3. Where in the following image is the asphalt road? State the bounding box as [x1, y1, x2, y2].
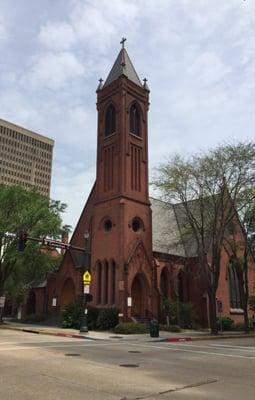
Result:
[0, 329, 254, 400]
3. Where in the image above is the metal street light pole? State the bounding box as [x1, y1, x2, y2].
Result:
[80, 231, 90, 333]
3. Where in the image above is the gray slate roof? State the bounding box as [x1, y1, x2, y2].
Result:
[104, 48, 143, 88]
[150, 197, 199, 258]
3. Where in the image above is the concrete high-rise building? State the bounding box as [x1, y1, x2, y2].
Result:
[0, 118, 54, 196]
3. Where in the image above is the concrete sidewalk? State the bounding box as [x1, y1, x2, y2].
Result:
[1, 321, 255, 342]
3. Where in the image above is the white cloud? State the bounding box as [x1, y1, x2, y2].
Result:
[51, 164, 96, 230]
[0, 17, 7, 42]
[27, 51, 85, 90]
[39, 22, 76, 50]
[1, 0, 255, 229]
[188, 52, 231, 86]
[70, 0, 139, 52]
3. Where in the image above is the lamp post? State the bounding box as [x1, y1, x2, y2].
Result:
[80, 231, 90, 333]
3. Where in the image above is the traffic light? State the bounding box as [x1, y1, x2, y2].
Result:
[18, 232, 28, 252]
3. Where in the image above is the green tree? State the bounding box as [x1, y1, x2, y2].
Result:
[153, 142, 255, 334]
[223, 190, 255, 333]
[0, 185, 68, 318]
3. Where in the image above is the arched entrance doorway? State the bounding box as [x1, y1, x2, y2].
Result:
[131, 273, 148, 317]
[60, 279, 75, 308]
[26, 291, 36, 315]
[160, 267, 169, 298]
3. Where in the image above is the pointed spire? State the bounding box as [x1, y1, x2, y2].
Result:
[103, 39, 143, 88]
[143, 78, 150, 91]
[96, 78, 104, 92]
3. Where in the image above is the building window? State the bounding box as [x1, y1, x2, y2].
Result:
[228, 260, 242, 309]
[130, 103, 140, 136]
[132, 217, 143, 232]
[111, 260, 116, 305]
[96, 262, 102, 304]
[105, 105, 116, 137]
[104, 260, 109, 305]
[104, 219, 112, 232]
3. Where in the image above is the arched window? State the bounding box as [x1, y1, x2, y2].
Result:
[105, 105, 116, 136]
[104, 260, 109, 305]
[129, 103, 140, 136]
[111, 260, 116, 305]
[228, 260, 242, 309]
[97, 261, 102, 304]
[177, 272, 184, 303]
[160, 267, 169, 298]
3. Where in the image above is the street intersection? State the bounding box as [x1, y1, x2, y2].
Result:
[0, 329, 254, 400]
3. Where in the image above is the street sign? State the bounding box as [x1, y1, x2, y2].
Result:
[0, 296, 5, 308]
[83, 271, 91, 284]
[84, 284, 90, 294]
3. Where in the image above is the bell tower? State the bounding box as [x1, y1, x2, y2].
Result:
[95, 38, 150, 204]
[90, 39, 154, 319]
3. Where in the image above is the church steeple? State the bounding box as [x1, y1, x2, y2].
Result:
[103, 39, 143, 88]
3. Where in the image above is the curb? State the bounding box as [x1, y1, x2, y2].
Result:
[165, 336, 192, 342]
[0, 324, 98, 340]
[1, 324, 255, 342]
[163, 333, 255, 342]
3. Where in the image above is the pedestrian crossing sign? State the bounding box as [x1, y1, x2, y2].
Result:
[83, 271, 91, 284]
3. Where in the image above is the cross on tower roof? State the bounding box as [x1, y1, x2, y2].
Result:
[120, 37, 127, 48]
[103, 39, 143, 88]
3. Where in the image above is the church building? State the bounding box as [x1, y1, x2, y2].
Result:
[29, 42, 255, 327]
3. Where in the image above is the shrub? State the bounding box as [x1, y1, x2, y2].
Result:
[160, 324, 181, 332]
[96, 307, 119, 330]
[162, 298, 197, 328]
[61, 302, 83, 329]
[249, 295, 255, 312]
[231, 323, 245, 331]
[113, 322, 148, 334]
[61, 304, 119, 330]
[87, 306, 100, 330]
[217, 316, 234, 331]
[22, 313, 46, 324]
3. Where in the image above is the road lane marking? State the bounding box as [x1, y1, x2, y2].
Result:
[0, 341, 123, 352]
[166, 342, 255, 352]
[125, 343, 255, 360]
[1, 339, 255, 360]
[210, 344, 255, 351]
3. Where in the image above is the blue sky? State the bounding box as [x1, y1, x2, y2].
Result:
[0, 0, 254, 230]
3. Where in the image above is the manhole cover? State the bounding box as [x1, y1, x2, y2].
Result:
[65, 353, 80, 357]
[119, 364, 139, 368]
[128, 351, 141, 354]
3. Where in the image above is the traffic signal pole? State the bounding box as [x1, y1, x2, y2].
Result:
[0, 231, 88, 253]
[0, 231, 92, 331]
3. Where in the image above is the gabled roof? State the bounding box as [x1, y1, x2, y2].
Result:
[104, 48, 143, 88]
[150, 197, 215, 258]
[150, 197, 187, 258]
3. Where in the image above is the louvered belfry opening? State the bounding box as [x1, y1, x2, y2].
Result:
[105, 104, 116, 137]
[130, 103, 140, 136]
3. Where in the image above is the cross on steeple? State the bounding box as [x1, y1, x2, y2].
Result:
[143, 78, 149, 91]
[96, 77, 104, 92]
[120, 37, 127, 48]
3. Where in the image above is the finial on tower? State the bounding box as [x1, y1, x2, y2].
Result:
[120, 37, 127, 49]
[96, 78, 104, 92]
[143, 78, 150, 91]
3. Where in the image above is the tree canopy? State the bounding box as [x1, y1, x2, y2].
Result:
[153, 141, 255, 334]
[0, 185, 69, 302]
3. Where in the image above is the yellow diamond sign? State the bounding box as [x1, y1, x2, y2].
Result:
[83, 271, 91, 284]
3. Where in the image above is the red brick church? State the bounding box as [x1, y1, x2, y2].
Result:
[29, 42, 255, 327]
